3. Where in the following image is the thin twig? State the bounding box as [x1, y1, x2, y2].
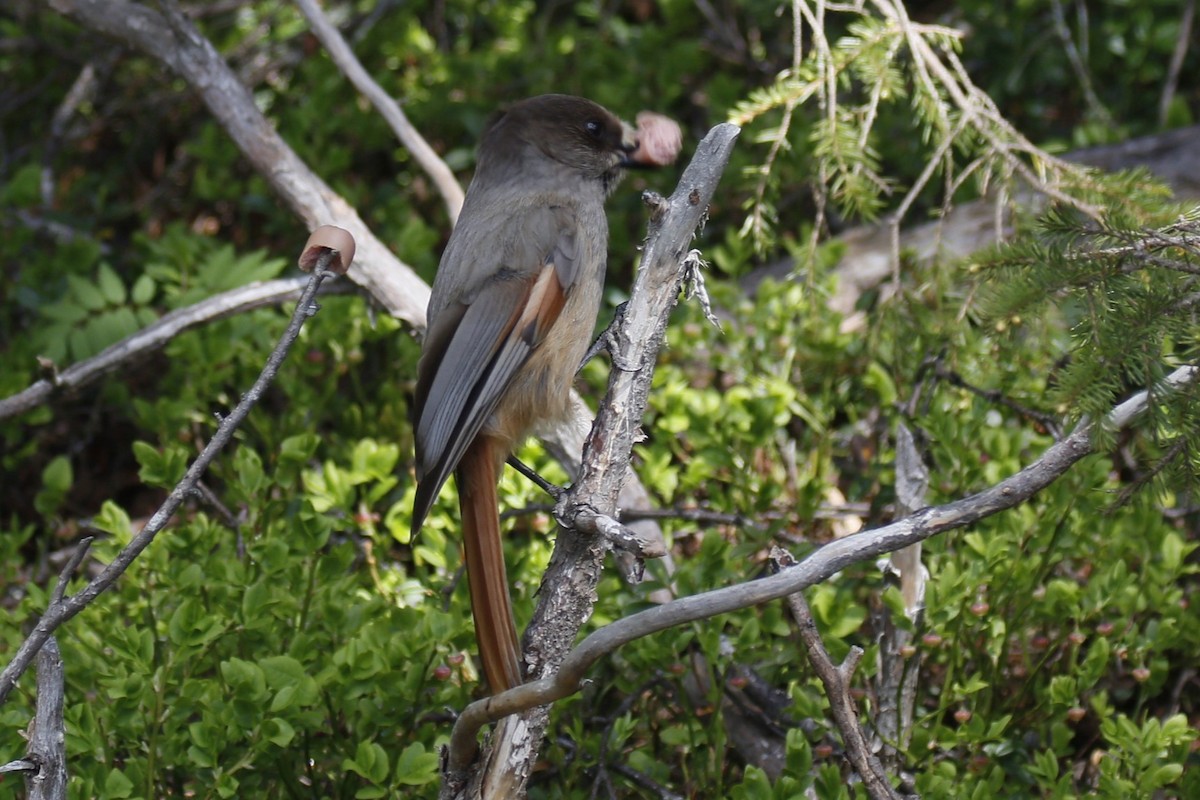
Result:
[193, 480, 241, 531]
[1049, 0, 1112, 126]
[607, 762, 686, 800]
[292, 0, 464, 222]
[442, 122, 742, 796]
[505, 456, 562, 500]
[1158, 0, 1196, 128]
[776, 553, 905, 800]
[933, 364, 1063, 438]
[25, 638, 68, 800]
[0, 263, 338, 707]
[42, 55, 114, 208]
[445, 364, 1198, 766]
[47, 538, 93, 608]
[0, 276, 355, 422]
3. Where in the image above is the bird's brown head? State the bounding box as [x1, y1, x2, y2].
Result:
[476, 94, 672, 193]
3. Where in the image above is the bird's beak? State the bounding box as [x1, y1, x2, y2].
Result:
[618, 120, 651, 169]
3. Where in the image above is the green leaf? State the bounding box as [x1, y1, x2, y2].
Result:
[1160, 531, 1188, 573]
[34, 455, 73, 518]
[394, 742, 439, 786]
[261, 655, 318, 707]
[168, 597, 223, 647]
[732, 766, 771, 799]
[659, 724, 691, 747]
[97, 263, 127, 305]
[41, 301, 89, 325]
[864, 360, 898, 406]
[784, 727, 813, 780]
[0, 162, 41, 205]
[351, 438, 401, 479]
[133, 440, 189, 488]
[270, 684, 297, 712]
[69, 326, 94, 360]
[93, 500, 132, 543]
[215, 770, 240, 798]
[220, 657, 267, 700]
[343, 740, 390, 784]
[131, 274, 156, 305]
[68, 273, 106, 311]
[280, 433, 321, 462]
[1048, 675, 1077, 707]
[264, 717, 296, 747]
[104, 768, 134, 798]
[234, 446, 266, 496]
[1150, 763, 1183, 787]
[241, 579, 277, 628]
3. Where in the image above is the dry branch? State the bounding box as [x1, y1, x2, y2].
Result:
[24, 639, 68, 800]
[444, 363, 1197, 793]
[777, 557, 907, 800]
[48, 0, 430, 325]
[440, 122, 742, 798]
[292, 0, 465, 222]
[0, 263, 340, 707]
[0, 276, 354, 422]
[873, 422, 928, 775]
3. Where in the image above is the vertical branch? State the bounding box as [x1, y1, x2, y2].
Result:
[0, 540, 88, 796]
[872, 423, 929, 769]
[441, 123, 741, 799]
[0, 254, 343, 707]
[25, 639, 68, 800]
[292, 0, 465, 222]
[1158, 0, 1196, 127]
[774, 549, 908, 800]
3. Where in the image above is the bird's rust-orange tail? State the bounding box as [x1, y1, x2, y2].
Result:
[456, 435, 523, 692]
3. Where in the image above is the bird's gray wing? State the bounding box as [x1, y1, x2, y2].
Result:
[411, 203, 580, 532]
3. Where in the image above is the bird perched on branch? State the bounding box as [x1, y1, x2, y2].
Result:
[410, 94, 681, 692]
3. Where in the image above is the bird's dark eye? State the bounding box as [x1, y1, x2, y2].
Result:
[584, 119, 604, 138]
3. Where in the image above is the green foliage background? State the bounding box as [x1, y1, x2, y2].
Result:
[2, 1, 1199, 798]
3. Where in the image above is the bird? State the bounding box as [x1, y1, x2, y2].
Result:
[410, 94, 679, 692]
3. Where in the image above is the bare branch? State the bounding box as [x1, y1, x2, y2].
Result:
[1159, 0, 1196, 128]
[25, 638, 68, 800]
[776, 552, 906, 800]
[1049, 0, 1112, 127]
[0, 546, 84, 793]
[292, 0, 465, 222]
[0, 276, 354, 422]
[43, 54, 116, 208]
[0, 263, 339, 707]
[873, 423, 928, 773]
[48, 0, 430, 324]
[441, 122, 742, 794]
[446, 364, 1198, 773]
[47, 538, 93, 608]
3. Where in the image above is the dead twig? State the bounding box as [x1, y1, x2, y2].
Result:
[292, 0, 464, 222]
[0, 276, 355, 422]
[444, 364, 1198, 782]
[0, 260, 340, 707]
[774, 549, 907, 800]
